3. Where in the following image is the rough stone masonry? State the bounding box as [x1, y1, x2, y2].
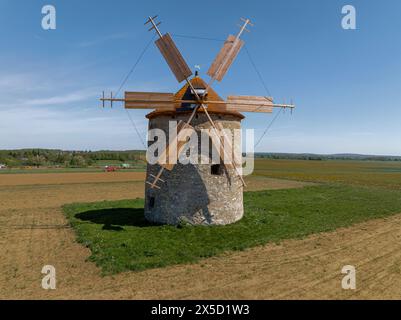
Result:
[144, 112, 244, 225]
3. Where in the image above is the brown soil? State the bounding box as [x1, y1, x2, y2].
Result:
[0, 172, 146, 186]
[1, 172, 398, 299]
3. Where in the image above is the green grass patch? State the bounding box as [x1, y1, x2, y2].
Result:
[252, 159, 401, 189]
[63, 184, 401, 274]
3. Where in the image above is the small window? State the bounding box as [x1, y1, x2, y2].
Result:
[211, 164, 223, 176]
[191, 88, 206, 97]
[149, 196, 155, 208]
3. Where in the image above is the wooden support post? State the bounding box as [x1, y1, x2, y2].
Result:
[184, 78, 246, 187]
[148, 105, 200, 189]
[147, 167, 165, 189]
[202, 106, 246, 187]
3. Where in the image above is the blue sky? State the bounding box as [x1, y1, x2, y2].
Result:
[0, 0, 400, 155]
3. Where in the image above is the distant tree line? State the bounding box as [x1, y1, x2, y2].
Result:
[255, 153, 401, 162]
[0, 149, 146, 168]
[1, 149, 400, 168]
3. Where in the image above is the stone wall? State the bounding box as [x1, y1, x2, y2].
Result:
[144, 112, 244, 225]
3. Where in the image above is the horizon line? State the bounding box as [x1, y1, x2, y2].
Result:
[1, 148, 401, 158]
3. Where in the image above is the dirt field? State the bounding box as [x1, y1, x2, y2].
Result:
[0, 172, 146, 186]
[0, 171, 400, 299]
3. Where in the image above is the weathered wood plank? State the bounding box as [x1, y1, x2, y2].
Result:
[207, 35, 236, 79]
[125, 92, 174, 101]
[207, 35, 244, 82]
[226, 104, 273, 113]
[155, 33, 193, 83]
[227, 95, 273, 102]
[213, 122, 235, 167]
[125, 102, 175, 110]
[157, 121, 194, 170]
[226, 95, 274, 112]
[124, 92, 175, 110]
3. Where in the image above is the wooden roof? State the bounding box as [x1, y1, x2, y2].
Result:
[146, 76, 244, 120]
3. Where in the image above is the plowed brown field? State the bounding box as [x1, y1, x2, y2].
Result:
[0, 172, 399, 299]
[0, 172, 146, 186]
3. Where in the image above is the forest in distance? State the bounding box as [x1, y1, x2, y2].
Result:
[0, 149, 400, 168]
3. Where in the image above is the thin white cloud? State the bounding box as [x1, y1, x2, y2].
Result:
[78, 33, 132, 48]
[26, 90, 97, 106]
[0, 73, 46, 92]
[0, 103, 148, 150]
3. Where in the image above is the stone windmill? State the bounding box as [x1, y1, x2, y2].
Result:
[101, 15, 294, 226]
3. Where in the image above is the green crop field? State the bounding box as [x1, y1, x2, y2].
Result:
[252, 159, 401, 189]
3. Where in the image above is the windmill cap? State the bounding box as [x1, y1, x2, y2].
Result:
[146, 76, 244, 120]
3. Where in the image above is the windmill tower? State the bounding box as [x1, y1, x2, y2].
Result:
[102, 16, 294, 225]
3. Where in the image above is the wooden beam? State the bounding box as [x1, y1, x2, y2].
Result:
[207, 35, 244, 82]
[226, 95, 273, 113]
[226, 105, 273, 113]
[155, 33, 193, 83]
[124, 92, 175, 110]
[227, 95, 273, 102]
[156, 120, 195, 171]
[201, 107, 246, 186]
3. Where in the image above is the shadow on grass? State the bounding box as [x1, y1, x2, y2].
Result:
[75, 208, 157, 230]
